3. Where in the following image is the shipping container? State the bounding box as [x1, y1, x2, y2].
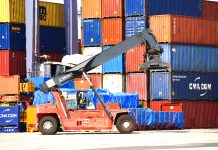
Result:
[126, 73, 147, 100]
[88, 74, 102, 88]
[0, 50, 26, 76]
[103, 74, 125, 93]
[83, 19, 102, 46]
[102, 0, 123, 18]
[125, 17, 146, 39]
[202, 0, 218, 20]
[40, 52, 64, 62]
[102, 18, 123, 46]
[74, 78, 90, 89]
[82, 0, 101, 19]
[103, 46, 125, 73]
[151, 72, 218, 100]
[0, 105, 20, 126]
[150, 15, 218, 46]
[160, 44, 218, 73]
[40, 27, 66, 53]
[150, 100, 218, 129]
[0, 126, 19, 133]
[0, 75, 20, 95]
[0, 24, 25, 50]
[125, 0, 202, 17]
[0, 0, 65, 27]
[81, 47, 102, 73]
[125, 45, 146, 73]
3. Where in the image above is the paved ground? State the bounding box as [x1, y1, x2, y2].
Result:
[0, 129, 218, 150]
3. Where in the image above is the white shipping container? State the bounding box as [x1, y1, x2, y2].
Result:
[103, 74, 125, 93]
[82, 47, 103, 74]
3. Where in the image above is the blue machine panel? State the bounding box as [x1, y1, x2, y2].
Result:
[103, 46, 125, 73]
[0, 105, 20, 126]
[83, 19, 102, 46]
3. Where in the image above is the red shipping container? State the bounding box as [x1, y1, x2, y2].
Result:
[150, 15, 218, 46]
[88, 74, 102, 88]
[125, 45, 146, 73]
[0, 50, 26, 76]
[82, 0, 101, 19]
[203, 0, 218, 20]
[40, 52, 64, 62]
[102, 18, 123, 46]
[161, 103, 183, 112]
[102, 0, 123, 18]
[126, 73, 147, 100]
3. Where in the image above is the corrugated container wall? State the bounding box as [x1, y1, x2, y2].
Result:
[82, 0, 101, 19]
[150, 100, 218, 129]
[202, 0, 218, 20]
[88, 74, 102, 88]
[125, 17, 146, 39]
[0, 0, 65, 27]
[83, 19, 102, 46]
[126, 73, 147, 100]
[102, 18, 123, 46]
[0, 24, 25, 50]
[0, 50, 26, 76]
[103, 74, 125, 93]
[102, 0, 123, 18]
[81, 47, 102, 74]
[125, 0, 202, 17]
[125, 45, 146, 73]
[40, 27, 66, 53]
[103, 46, 125, 73]
[161, 44, 218, 73]
[150, 15, 218, 46]
[151, 72, 218, 100]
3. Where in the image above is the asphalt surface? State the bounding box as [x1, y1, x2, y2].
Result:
[0, 129, 218, 150]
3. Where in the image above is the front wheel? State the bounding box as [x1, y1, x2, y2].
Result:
[116, 114, 135, 134]
[39, 116, 58, 135]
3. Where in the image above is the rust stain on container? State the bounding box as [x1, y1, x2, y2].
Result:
[125, 45, 146, 73]
[0, 50, 26, 76]
[102, 18, 123, 46]
[203, 0, 218, 20]
[0, 75, 20, 95]
[150, 15, 218, 46]
[82, 0, 101, 19]
[102, 0, 123, 18]
[88, 74, 102, 88]
[126, 73, 147, 100]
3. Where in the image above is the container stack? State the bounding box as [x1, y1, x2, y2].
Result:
[82, 0, 125, 92]
[0, 0, 66, 77]
[148, 0, 218, 128]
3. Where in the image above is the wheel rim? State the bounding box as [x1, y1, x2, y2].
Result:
[122, 121, 131, 129]
[43, 121, 53, 130]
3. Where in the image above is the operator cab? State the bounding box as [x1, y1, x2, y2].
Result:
[63, 89, 95, 110]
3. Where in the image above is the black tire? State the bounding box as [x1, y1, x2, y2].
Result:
[116, 114, 135, 134]
[39, 116, 58, 135]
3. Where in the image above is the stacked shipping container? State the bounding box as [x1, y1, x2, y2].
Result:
[82, 0, 125, 92]
[0, 0, 66, 76]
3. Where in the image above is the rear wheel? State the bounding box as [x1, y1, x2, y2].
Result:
[39, 116, 58, 135]
[116, 114, 135, 134]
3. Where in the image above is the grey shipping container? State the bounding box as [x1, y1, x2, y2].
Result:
[151, 72, 218, 100]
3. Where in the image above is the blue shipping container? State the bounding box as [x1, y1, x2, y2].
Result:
[125, 0, 202, 17]
[0, 105, 20, 126]
[0, 24, 66, 53]
[125, 17, 146, 39]
[103, 46, 125, 73]
[161, 44, 218, 73]
[40, 27, 66, 53]
[0, 24, 26, 50]
[151, 72, 218, 100]
[83, 19, 102, 46]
